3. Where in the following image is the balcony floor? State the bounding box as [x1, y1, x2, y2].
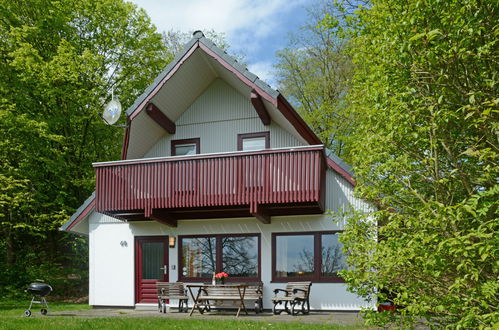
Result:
[105, 201, 323, 222]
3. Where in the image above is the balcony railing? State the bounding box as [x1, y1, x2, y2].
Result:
[94, 146, 325, 222]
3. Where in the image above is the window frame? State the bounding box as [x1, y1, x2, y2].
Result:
[171, 138, 200, 156]
[178, 233, 261, 282]
[237, 132, 270, 151]
[271, 231, 346, 283]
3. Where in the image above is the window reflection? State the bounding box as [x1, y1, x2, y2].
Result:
[276, 235, 314, 277]
[222, 236, 258, 277]
[242, 137, 266, 151]
[321, 234, 347, 276]
[141, 242, 164, 280]
[181, 237, 216, 277]
[174, 143, 197, 156]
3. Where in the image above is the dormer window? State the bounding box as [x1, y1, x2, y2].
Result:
[237, 132, 270, 151]
[171, 138, 200, 156]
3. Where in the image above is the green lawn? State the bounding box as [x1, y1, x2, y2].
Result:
[0, 299, 365, 329]
[0, 299, 92, 318]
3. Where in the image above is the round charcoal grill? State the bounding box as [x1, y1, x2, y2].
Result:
[28, 282, 52, 297]
[24, 282, 52, 317]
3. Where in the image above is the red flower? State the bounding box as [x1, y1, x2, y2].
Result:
[215, 272, 229, 279]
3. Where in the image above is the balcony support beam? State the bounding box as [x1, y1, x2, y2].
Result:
[251, 90, 271, 126]
[252, 205, 270, 224]
[146, 103, 176, 134]
[148, 209, 177, 227]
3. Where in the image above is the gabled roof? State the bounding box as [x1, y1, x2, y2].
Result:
[61, 31, 356, 233]
[121, 31, 322, 159]
[126, 31, 279, 119]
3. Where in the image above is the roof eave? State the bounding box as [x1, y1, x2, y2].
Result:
[60, 192, 95, 232]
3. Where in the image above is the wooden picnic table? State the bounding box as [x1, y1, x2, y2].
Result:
[187, 284, 248, 317]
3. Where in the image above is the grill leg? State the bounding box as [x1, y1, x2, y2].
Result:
[40, 297, 49, 315]
[27, 296, 35, 311]
[24, 296, 36, 317]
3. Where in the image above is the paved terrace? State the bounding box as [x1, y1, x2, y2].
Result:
[39, 308, 366, 327]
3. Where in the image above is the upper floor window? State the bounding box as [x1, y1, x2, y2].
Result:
[272, 231, 347, 283]
[171, 138, 200, 156]
[237, 132, 270, 151]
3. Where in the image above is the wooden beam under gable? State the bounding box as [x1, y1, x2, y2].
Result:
[250, 90, 271, 125]
[146, 103, 176, 134]
[149, 209, 178, 227]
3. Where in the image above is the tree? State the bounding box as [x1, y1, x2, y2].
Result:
[0, 0, 171, 295]
[275, 1, 353, 159]
[322, 0, 498, 327]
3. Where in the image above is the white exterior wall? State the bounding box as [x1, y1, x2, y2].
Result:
[87, 169, 372, 310]
[88, 213, 135, 306]
[145, 79, 302, 158]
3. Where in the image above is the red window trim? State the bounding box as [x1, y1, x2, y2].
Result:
[178, 233, 261, 283]
[237, 132, 270, 151]
[171, 138, 200, 156]
[271, 231, 346, 283]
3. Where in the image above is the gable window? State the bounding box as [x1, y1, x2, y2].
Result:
[272, 231, 347, 282]
[171, 138, 200, 156]
[179, 234, 260, 282]
[237, 132, 270, 151]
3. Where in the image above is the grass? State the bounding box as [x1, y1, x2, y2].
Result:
[0, 299, 91, 318]
[0, 299, 366, 330]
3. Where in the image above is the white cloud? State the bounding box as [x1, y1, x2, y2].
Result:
[130, 0, 306, 53]
[133, 0, 302, 34]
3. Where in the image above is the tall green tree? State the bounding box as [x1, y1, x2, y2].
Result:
[275, 1, 353, 159]
[0, 0, 171, 294]
[322, 0, 498, 327]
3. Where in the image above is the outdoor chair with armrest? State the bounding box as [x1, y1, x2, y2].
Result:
[156, 282, 189, 313]
[271, 281, 312, 315]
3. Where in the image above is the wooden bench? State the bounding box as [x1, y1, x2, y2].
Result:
[271, 281, 312, 315]
[156, 282, 189, 313]
[188, 284, 248, 317]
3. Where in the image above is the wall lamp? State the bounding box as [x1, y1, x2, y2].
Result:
[169, 236, 176, 248]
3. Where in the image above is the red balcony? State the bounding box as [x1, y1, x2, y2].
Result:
[94, 146, 326, 226]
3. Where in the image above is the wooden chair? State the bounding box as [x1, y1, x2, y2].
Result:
[271, 281, 312, 315]
[156, 282, 189, 313]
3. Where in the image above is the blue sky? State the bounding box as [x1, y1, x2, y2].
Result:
[128, 0, 311, 87]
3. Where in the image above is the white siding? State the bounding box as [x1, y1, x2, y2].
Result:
[145, 79, 302, 158]
[88, 212, 135, 306]
[325, 170, 371, 227]
[87, 169, 372, 310]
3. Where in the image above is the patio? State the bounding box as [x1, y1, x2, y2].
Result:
[40, 307, 366, 327]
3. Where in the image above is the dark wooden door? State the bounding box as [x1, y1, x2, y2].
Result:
[135, 236, 168, 303]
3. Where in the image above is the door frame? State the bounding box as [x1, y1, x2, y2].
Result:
[135, 235, 169, 304]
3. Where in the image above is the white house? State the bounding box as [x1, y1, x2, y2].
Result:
[62, 31, 371, 311]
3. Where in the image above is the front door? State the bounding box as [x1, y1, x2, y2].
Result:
[135, 236, 168, 303]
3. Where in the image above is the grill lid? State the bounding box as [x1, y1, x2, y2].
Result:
[27, 282, 52, 296]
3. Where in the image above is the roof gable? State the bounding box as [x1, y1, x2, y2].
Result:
[122, 31, 322, 160]
[61, 31, 357, 233]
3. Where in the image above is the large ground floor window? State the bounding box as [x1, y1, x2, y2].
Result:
[179, 234, 260, 282]
[272, 231, 347, 282]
